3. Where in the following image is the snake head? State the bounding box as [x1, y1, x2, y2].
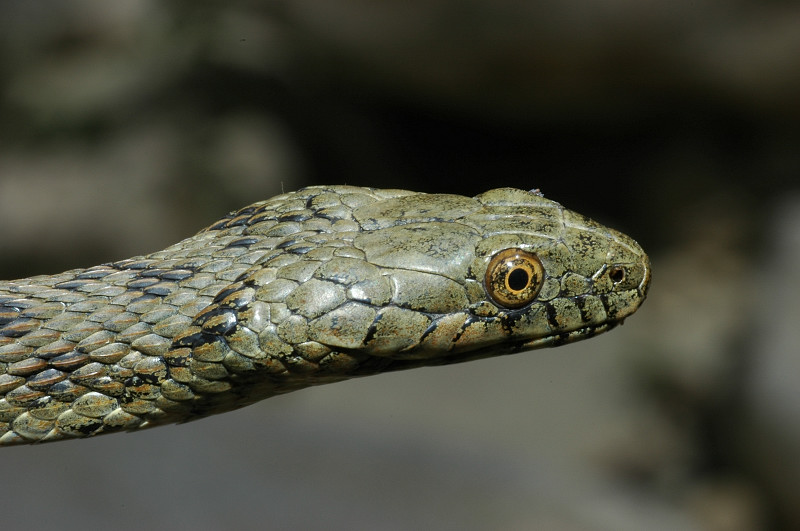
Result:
[467, 188, 651, 353]
[184, 186, 650, 386]
[312, 186, 652, 362]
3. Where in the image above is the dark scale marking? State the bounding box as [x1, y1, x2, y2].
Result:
[246, 212, 275, 226]
[171, 332, 208, 349]
[287, 245, 313, 255]
[143, 284, 176, 297]
[222, 215, 252, 229]
[117, 259, 154, 270]
[36, 346, 73, 360]
[127, 278, 161, 290]
[598, 294, 615, 319]
[278, 213, 312, 223]
[250, 204, 270, 218]
[73, 418, 105, 436]
[499, 310, 525, 335]
[200, 311, 238, 336]
[0, 306, 21, 327]
[140, 268, 168, 278]
[241, 271, 268, 287]
[159, 269, 194, 281]
[128, 293, 159, 305]
[51, 351, 90, 370]
[227, 237, 259, 248]
[451, 314, 480, 344]
[134, 371, 163, 386]
[214, 286, 241, 302]
[313, 210, 351, 222]
[543, 302, 560, 330]
[54, 279, 93, 290]
[276, 239, 299, 249]
[417, 319, 441, 345]
[30, 395, 57, 410]
[165, 346, 194, 366]
[312, 211, 333, 221]
[194, 307, 226, 326]
[172, 262, 201, 273]
[75, 268, 115, 280]
[234, 272, 251, 283]
[2, 300, 35, 310]
[237, 206, 258, 216]
[218, 291, 253, 309]
[551, 334, 570, 347]
[47, 381, 79, 401]
[27, 368, 65, 388]
[207, 219, 233, 231]
[0, 319, 36, 338]
[213, 286, 241, 303]
[574, 295, 592, 323]
[362, 313, 384, 345]
[120, 382, 141, 400]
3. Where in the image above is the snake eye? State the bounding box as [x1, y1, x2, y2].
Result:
[484, 248, 544, 309]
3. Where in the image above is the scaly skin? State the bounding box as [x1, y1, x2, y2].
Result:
[0, 186, 650, 445]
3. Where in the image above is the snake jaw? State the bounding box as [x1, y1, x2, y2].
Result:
[519, 322, 616, 351]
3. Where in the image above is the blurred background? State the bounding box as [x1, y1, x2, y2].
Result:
[1, 1, 799, 529]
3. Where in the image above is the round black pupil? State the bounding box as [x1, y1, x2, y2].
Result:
[609, 267, 624, 282]
[507, 267, 529, 291]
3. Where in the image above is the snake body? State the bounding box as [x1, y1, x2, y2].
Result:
[0, 186, 650, 446]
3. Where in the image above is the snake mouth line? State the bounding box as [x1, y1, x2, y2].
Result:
[518, 321, 617, 351]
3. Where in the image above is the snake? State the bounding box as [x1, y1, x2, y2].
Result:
[0, 185, 650, 446]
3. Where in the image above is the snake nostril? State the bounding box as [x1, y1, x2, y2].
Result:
[608, 266, 625, 284]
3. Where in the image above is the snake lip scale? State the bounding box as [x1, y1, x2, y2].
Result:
[0, 185, 650, 446]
